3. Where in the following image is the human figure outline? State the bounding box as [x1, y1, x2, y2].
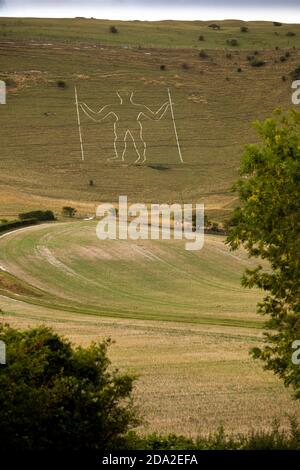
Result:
[79, 90, 170, 163]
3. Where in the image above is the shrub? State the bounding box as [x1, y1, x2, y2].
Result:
[250, 58, 266, 67]
[199, 50, 208, 59]
[226, 38, 239, 47]
[290, 65, 300, 80]
[282, 75, 287, 81]
[237, 67, 242, 72]
[273, 21, 282, 27]
[0, 219, 38, 234]
[240, 26, 248, 33]
[62, 206, 77, 218]
[56, 80, 66, 88]
[208, 23, 220, 30]
[160, 64, 166, 71]
[285, 51, 291, 58]
[286, 31, 296, 37]
[198, 35, 204, 41]
[110, 25, 118, 34]
[226, 52, 232, 59]
[123, 419, 300, 450]
[18, 210, 55, 221]
[0, 325, 137, 451]
[280, 55, 287, 62]
[181, 62, 190, 70]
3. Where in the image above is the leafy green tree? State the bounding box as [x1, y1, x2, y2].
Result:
[0, 325, 138, 451]
[226, 109, 300, 398]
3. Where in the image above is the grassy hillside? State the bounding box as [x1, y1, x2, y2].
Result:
[1, 18, 300, 49]
[1, 19, 299, 437]
[0, 222, 263, 327]
[1, 222, 300, 436]
[2, 296, 299, 437]
[0, 18, 299, 220]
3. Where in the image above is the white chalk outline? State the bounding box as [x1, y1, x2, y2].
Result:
[168, 88, 184, 163]
[77, 89, 183, 164]
[0, 80, 6, 105]
[0, 340, 6, 365]
[75, 86, 85, 161]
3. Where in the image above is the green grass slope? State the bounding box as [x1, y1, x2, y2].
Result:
[1, 18, 300, 49]
[0, 221, 263, 327]
[0, 18, 299, 219]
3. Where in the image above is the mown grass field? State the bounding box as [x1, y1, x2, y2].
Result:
[0, 18, 300, 436]
[1, 222, 300, 435]
[0, 222, 263, 327]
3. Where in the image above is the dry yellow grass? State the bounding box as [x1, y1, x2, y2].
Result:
[1, 294, 299, 437]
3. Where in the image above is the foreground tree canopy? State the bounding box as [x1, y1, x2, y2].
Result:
[0, 325, 138, 451]
[227, 109, 300, 398]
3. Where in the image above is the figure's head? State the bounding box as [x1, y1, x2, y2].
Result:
[116, 89, 134, 103]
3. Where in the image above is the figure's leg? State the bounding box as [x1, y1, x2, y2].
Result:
[132, 123, 146, 164]
[108, 125, 127, 162]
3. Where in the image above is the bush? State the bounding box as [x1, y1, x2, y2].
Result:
[0, 219, 38, 234]
[56, 80, 66, 88]
[160, 64, 166, 71]
[250, 58, 266, 67]
[18, 210, 55, 221]
[273, 21, 282, 27]
[240, 26, 248, 33]
[123, 419, 300, 450]
[290, 65, 300, 80]
[0, 325, 138, 451]
[208, 23, 220, 30]
[181, 62, 190, 70]
[286, 31, 296, 37]
[110, 25, 118, 34]
[199, 50, 208, 59]
[198, 35, 204, 41]
[62, 206, 77, 218]
[226, 38, 239, 47]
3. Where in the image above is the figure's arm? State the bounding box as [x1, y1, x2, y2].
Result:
[137, 102, 170, 121]
[79, 103, 115, 122]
